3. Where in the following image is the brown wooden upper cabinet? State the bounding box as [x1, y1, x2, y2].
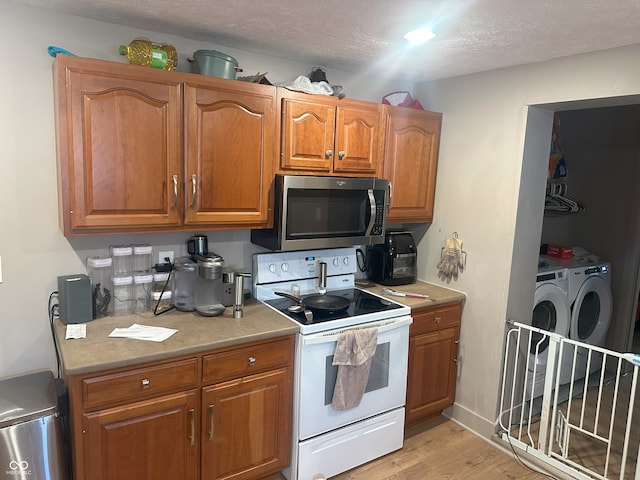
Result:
[53, 55, 275, 236]
[383, 106, 442, 223]
[278, 89, 383, 177]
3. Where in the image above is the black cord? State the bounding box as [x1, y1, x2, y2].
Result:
[501, 428, 558, 479]
[48, 291, 62, 378]
[356, 248, 367, 272]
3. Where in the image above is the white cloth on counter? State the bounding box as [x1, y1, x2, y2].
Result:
[280, 75, 333, 95]
[331, 327, 378, 411]
[108, 324, 177, 342]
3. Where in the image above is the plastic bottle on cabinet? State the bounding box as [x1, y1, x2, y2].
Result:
[119, 38, 178, 71]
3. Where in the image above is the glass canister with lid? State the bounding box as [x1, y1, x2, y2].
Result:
[86, 256, 113, 317]
[133, 272, 153, 313]
[110, 245, 133, 276]
[172, 257, 196, 312]
[112, 275, 134, 316]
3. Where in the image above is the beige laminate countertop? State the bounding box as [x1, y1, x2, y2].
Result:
[55, 298, 299, 376]
[55, 281, 465, 376]
[365, 280, 466, 310]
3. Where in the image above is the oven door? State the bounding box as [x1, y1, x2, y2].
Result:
[297, 315, 411, 441]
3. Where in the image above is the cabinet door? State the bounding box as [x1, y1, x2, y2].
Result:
[333, 104, 381, 175]
[82, 390, 198, 480]
[383, 107, 442, 223]
[406, 326, 459, 426]
[280, 98, 335, 172]
[55, 56, 182, 234]
[201, 368, 292, 480]
[184, 82, 276, 227]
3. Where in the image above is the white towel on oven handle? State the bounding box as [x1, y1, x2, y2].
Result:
[331, 327, 378, 411]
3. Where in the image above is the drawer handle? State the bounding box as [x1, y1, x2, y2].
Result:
[141, 378, 150, 389]
[434, 316, 442, 324]
[189, 409, 195, 446]
[208, 405, 214, 440]
[248, 356, 256, 366]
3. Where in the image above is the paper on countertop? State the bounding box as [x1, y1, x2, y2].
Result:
[66, 324, 86, 339]
[108, 323, 178, 342]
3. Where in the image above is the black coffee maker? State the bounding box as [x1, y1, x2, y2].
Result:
[366, 230, 417, 286]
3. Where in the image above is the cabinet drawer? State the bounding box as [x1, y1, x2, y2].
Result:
[203, 337, 293, 384]
[411, 303, 461, 336]
[82, 358, 199, 410]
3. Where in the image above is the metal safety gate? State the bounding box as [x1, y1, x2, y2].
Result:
[499, 320, 640, 479]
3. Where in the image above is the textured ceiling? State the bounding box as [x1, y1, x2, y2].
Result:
[15, 0, 640, 81]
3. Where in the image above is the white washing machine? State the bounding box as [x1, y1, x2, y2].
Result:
[526, 262, 571, 399]
[564, 261, 613, 383]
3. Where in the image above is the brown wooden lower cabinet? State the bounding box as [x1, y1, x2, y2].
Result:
[405, 302, 461, 429]
[66, 335, 294, 480]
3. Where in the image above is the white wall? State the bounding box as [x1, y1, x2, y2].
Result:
[0, 0, 410, 380]
[414, 45, 640, 437]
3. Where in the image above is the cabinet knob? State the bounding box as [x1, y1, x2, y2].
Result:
[338, 150, 346, 159]
[325, 149, 333, 159]
[248, 356, 256, 366]
[455, 339, 460, 344]
[434, 316, 442, 324]
[141, 378, 150, 389]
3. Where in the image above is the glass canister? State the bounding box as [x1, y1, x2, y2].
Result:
[111, 245, 133, 276]
[152, 270, 172, 313]
[133, 244, 153, 273]
[86, 256, 113, 317]
[194, 254, 225, 316]
[133, 272, 153, 313]
[172, 257, 196, 312]
[112, 275, 134, 316]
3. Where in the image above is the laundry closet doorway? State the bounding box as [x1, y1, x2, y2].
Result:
[510, 100, 640, 362]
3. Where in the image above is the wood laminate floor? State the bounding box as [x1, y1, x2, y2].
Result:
[266, 416, 553, 480]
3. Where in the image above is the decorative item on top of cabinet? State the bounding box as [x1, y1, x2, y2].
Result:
[277, 88, 384, 177]
[53, 54, 276, 236]
[383, 105, 442, 223]
[405, 301, 461, 429]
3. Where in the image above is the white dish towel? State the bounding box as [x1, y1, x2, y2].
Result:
[331, 327, 378, 410]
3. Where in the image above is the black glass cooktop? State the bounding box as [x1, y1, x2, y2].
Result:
[262, 288, 403, 326]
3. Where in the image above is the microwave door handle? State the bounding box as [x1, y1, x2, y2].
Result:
[365, 189, 376, 235]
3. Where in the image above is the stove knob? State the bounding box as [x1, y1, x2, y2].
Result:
[332, 258, 339, 267]
[343, 257, 349, 266]
[281, 263, 289, 272]
[269, 263, 276, 273]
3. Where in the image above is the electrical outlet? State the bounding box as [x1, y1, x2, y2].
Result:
[159, 251, 174, 264]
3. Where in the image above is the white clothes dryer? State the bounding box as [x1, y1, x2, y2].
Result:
[564, 261, 612, 383]
[526, 263, 571, 399]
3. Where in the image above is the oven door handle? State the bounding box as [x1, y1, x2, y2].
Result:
[302, 315, 412, 346]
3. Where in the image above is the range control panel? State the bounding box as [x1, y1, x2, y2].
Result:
[253, 247, 357, 285]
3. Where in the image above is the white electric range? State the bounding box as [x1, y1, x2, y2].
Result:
[253, 247, 412, 480]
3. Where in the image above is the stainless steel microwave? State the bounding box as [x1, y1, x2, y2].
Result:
[251, 175, 389, 251]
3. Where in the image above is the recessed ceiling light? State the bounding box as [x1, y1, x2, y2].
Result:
[403, 27, 436, 45]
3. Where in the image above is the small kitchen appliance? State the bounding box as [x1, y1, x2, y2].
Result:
[194, 253, 226, 316]
[366, 230, 417, 286]
[187, 234, 209, 258]
[251, 175, 389, 251]
[253, 247, 411, 480]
